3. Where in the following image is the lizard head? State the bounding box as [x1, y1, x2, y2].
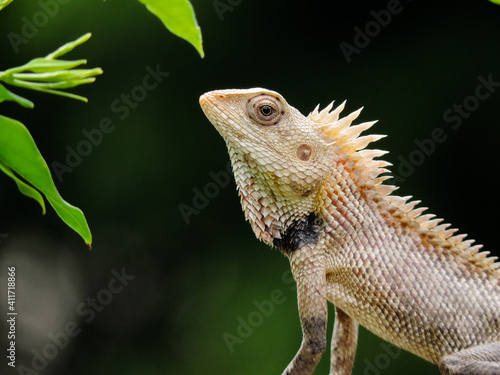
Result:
[200, 88, 333, 249]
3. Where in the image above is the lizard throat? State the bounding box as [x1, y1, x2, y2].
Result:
[226, 143, 329, 253]
[273, 212, 324, 254]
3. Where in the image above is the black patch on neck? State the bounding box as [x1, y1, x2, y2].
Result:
[273, 213, 324, 254]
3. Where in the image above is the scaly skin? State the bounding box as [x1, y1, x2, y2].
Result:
[199, 88, 500, 375]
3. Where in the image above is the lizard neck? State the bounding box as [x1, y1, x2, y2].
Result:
[228, 144, 329, 253]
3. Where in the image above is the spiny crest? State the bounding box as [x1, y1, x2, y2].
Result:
[308, 101, 500, 278]
[308, 100, 391, 187]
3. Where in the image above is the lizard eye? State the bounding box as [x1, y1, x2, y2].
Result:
[260, 105, 274, 116]
[247, 95, 283, 126]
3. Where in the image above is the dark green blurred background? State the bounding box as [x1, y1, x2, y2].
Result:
[1, 1, 499, 374]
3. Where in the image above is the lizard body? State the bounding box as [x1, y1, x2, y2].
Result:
[199, 88, 500, 375]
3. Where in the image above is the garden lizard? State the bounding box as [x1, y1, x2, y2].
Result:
[199, 88, 500, 375]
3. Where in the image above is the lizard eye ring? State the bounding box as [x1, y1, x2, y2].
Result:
[247, 95, 283, 126]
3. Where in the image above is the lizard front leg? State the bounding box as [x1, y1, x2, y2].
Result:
[330, 306, 358, 375]
[283, 245, 328, 375]
[439, 342, 500, 375]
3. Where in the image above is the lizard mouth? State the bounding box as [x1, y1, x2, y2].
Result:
[199, 91, 227, 122]
[199, 92, 215, 116]
[198, 92, 213, 109]
[199, 89, 235, 111]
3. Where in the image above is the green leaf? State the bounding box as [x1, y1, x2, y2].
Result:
[0, 33, 102, 103]
[0, 115, 92, 246]
[137, 0, 204, 58]
[0, 83, 34, 108]
[490, 0, 500, 4]
[45, 33, 92, 60]
[0, 161, 46, 214]
[13, 69, 98, 83]
[18, 58, 88, 73]
[0, 0, 14, 11]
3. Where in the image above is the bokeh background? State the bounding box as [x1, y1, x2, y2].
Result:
[1, 1, 500, 374]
